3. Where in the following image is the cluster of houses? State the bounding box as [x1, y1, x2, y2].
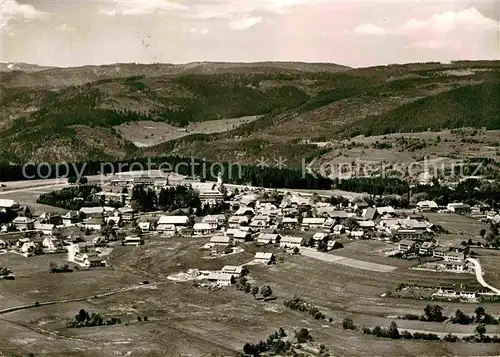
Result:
[398, 239, 469, 271]
[416, 200, 500, 223]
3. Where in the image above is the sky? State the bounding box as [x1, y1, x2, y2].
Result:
[0, 0, 499, 68]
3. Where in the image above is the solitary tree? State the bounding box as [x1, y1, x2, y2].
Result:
[261, 285, 273, 301]
[474, 306, 486, 322]
[342, 318, 356, 330]
[388, 321, 400, 339]
[475, 323, 486, 341]
[295, 328, 311, 343]
[251, 286, 259, 299]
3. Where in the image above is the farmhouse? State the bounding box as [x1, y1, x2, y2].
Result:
[281, 217, 298, 228]
[0, 199, 20, 210]
[124, 236, 143, 246]
[360, 208, 377, 221]
[157, 215, 189, 232]
[249, 216, 270, 230]
[350, 230, 365, 238]
[205, 272, 234, 286]
[94, 191, 128, 205]
[38, 212, 62, 225]
[257, 233, 281, 244]
[416, 200, 438, 211]
[444, 261, 466, 272]
[221, 265, 243, 278]
[156, 224, 176, 235]
[193, 223, 215, 235]
[35, 223, 56, 235]
[419, 241, 435, 255]
[433, 247, 448, 258]
[201, 214, 225, 229]
[301, 217, 325, 229]
[279, 236, 303, 248]
[118, 207, 136, 222]
[447, 203, 471, 214]
[42, 237, 60, 251]
[444, 251, 465, 262]
[398, 239, 416, 252]
[376, 206, 396, 216]
[228, 215, 249, 228]
[62, 211, 80, 226]
[233, 230, 251, 242]
[254, 252, 274, 264]
[79, 207, 104, 218]
[83, 218, 104, 231]
[12, 217, 35, 231]
[322, 218, 336, 232]
[209, 235, 232, 246]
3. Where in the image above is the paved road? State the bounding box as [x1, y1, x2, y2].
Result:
[467, 258, 500, 294]
[299, 247, 397, 273]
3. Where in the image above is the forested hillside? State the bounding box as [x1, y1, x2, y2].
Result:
[0, 60, 499, 165]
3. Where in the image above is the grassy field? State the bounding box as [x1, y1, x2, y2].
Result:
[114, 116, 259, 147]
[1, 234, 500, 356]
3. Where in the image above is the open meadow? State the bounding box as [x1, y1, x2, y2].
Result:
[2, 234, 500, 357]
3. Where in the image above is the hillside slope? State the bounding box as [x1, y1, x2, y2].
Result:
[0, 61, 499, 165]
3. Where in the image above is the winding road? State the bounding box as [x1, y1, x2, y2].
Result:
[467, 258, 500, 294]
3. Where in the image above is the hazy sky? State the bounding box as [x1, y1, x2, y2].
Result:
[0, 0, 499, 67]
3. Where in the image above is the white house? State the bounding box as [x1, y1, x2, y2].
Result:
[233, 230, 251, 242]
[444, 261, 466, 272]
[12, 217, 35, 231]
[376, 206, 396, 216]
[42, 237, 60, 251]
[83, 218, 104, 231]
[228, 215, 249, 228]
[124, 236, 143, 246]
[156, 224, 176, 236]
[193, 223, 215, 235]
[257, 233, 281, 244]
[118, 207, 136, 222]
[416, 200, 438, 211]
[447, 203, 471, 214]
[209, 235, 232, 246]
[20, 241, 36, 254]
[35, 223, 56, 235]
[205, 272, 233, 286]
[349, 230, 365, 238]
[221, 265, 243, 277]
[281, 217, 298, 228]
[254, 252, 274, 264]
[0, 199, 20, 209]
[301, 217, 326, 229]
[138, 222, 152, 232]
[279, 236, 304, 248]
[79, 207, 104, 217]
[444, 251, 465, 262]
[157, 215, 189, 231]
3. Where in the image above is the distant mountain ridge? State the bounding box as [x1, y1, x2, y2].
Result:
[0, 61, 351, 89]
[0, 61, 57, 73]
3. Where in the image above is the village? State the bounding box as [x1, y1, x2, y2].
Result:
[1, 170, 499, 302]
